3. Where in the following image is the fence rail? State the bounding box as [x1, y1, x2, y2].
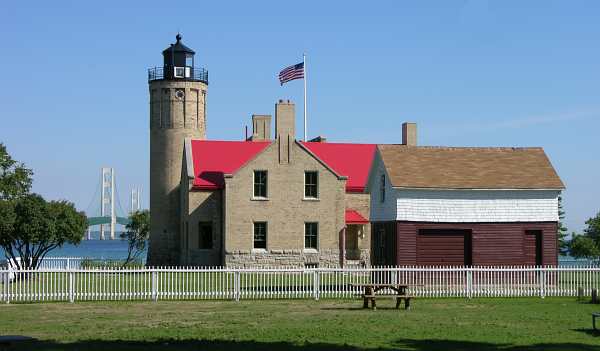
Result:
[3, 257, 144, 270]
[1, 265, 599, 303]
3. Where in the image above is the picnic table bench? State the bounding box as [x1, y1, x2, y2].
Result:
[350, 283, 414, 310]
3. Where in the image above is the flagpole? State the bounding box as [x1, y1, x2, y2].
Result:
[303, 53, 307, 141]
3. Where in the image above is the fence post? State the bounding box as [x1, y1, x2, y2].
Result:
[234, 271, 241, 302]
[539, 268, 546, 299]
[68, 271, 74, 303]
[3, 269, 9, 304]
[313, 270, 320, 301]
[66, 257, 71, 270]
[466, 269, 473, 299]
[152, 270, 158, 302]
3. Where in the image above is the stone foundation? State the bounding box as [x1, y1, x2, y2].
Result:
[225, 249, 343, 268]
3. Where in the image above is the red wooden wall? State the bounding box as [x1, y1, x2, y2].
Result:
[385, 221, 558, 266]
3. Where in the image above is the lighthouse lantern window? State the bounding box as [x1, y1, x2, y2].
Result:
[174, 66, 185, 78]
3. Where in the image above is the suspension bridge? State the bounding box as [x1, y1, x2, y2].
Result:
[84, 167, 142, 240]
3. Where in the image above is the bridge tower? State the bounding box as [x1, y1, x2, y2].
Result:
[130, 187, 141, 213]
[148, 34, 208, 265]
[100, 167, 116, 240]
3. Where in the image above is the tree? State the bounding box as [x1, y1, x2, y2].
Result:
[0, 145, 87, 269]
[122, 210, 150, 267]
[0, 143, 33, 200]
[557, 195, 569, 255]
[583, 211, 600, 243]
[569, 211, 600, 261]
[0, 194, 87, 269]
[569, 234, 600, 260]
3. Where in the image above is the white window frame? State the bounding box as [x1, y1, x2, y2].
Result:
[252, 170, 268, 200]
[303, 170, 319, 200]
[252, 221, 268, 251]
[304, 222, 319, 251]
[174, 66, 185, 78]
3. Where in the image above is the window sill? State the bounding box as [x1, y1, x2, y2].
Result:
[302, 197, 320, 202]
[303, 248, 319, 254]
[252, 248, 268, 254]
[251, 197, 269, 201]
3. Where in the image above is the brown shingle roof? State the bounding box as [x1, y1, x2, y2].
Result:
[378, 145, 565, 190]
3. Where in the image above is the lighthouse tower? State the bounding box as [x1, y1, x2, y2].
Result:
[147, 34, 208, 265]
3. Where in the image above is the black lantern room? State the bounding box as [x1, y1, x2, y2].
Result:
[148, 34, 208, 83]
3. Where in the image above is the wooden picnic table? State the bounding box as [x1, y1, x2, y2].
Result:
[350, 283, 415, 310]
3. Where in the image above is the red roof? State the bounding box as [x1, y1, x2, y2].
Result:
[301, 142, 377, 193]
[191, 140, 270, 190]
[345, 209, 369, 224]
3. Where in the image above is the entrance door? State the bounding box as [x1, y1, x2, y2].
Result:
[345, 225, 360, 260]
[524, 230, 543, 266]
[371, 222, 397, 266]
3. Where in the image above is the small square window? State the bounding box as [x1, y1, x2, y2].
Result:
[304, 171, 318, 198]
[199, 222, 213, 249]
[254, 171, 268, 198]
[305, 222, 318, 250]
[253, 222, 267, 249]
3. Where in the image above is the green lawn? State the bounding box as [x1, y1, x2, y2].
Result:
[0, 297, 599, 351]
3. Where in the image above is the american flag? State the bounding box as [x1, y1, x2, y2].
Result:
[278, 62, 304, 85]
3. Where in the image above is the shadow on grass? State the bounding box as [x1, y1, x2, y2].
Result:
[2, 338, 600, 351]
[572, 328, 600, 337]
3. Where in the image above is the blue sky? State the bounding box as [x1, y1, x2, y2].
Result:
[1, 1, 598, 232]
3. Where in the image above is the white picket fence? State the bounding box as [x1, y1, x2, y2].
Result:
[1, 265, 599, 303]
[3, 256, 143, 270]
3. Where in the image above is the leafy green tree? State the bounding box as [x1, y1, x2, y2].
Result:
[0, 143, 33, 200]
[0, 194, 87, 269]
[583, 211, 600, 243]
[569, 233, 600, 260]
[569, 211, 600, 261]
[122, 210, 150, 267]
[557, 196, 569, 255]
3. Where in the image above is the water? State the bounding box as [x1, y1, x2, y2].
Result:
[47, 239, 148, 260]
[3, 235, 148, 261]
[558, 255, 598, 266]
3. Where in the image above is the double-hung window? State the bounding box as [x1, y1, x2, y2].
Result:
[253, 222, 267, 249]
[304, 222, 318, 250]
[254, 170, 268, 198]
[304, 171, 318, 199]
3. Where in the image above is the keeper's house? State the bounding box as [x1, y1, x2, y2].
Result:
[367, 124, 565, 266]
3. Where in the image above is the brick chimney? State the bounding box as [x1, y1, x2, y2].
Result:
[275, 100, 295, 164]
[251, 114, 271, 141]
[275, 100, 295, 139]
[402, 122, 417, 146]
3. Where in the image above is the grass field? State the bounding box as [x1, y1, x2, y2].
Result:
[0, 297, 599, 351]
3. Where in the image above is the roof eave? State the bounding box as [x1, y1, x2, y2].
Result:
[296, 141, 345, 180]
[391, 186, 565, 191]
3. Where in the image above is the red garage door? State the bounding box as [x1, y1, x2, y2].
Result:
[417, 229, 472, 266]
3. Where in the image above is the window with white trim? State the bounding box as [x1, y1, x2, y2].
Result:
[253, 222, 267, 249]
[304, 171, 318, 199]
[305, 222, 318, 250]
[253, 170, 268, 198]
